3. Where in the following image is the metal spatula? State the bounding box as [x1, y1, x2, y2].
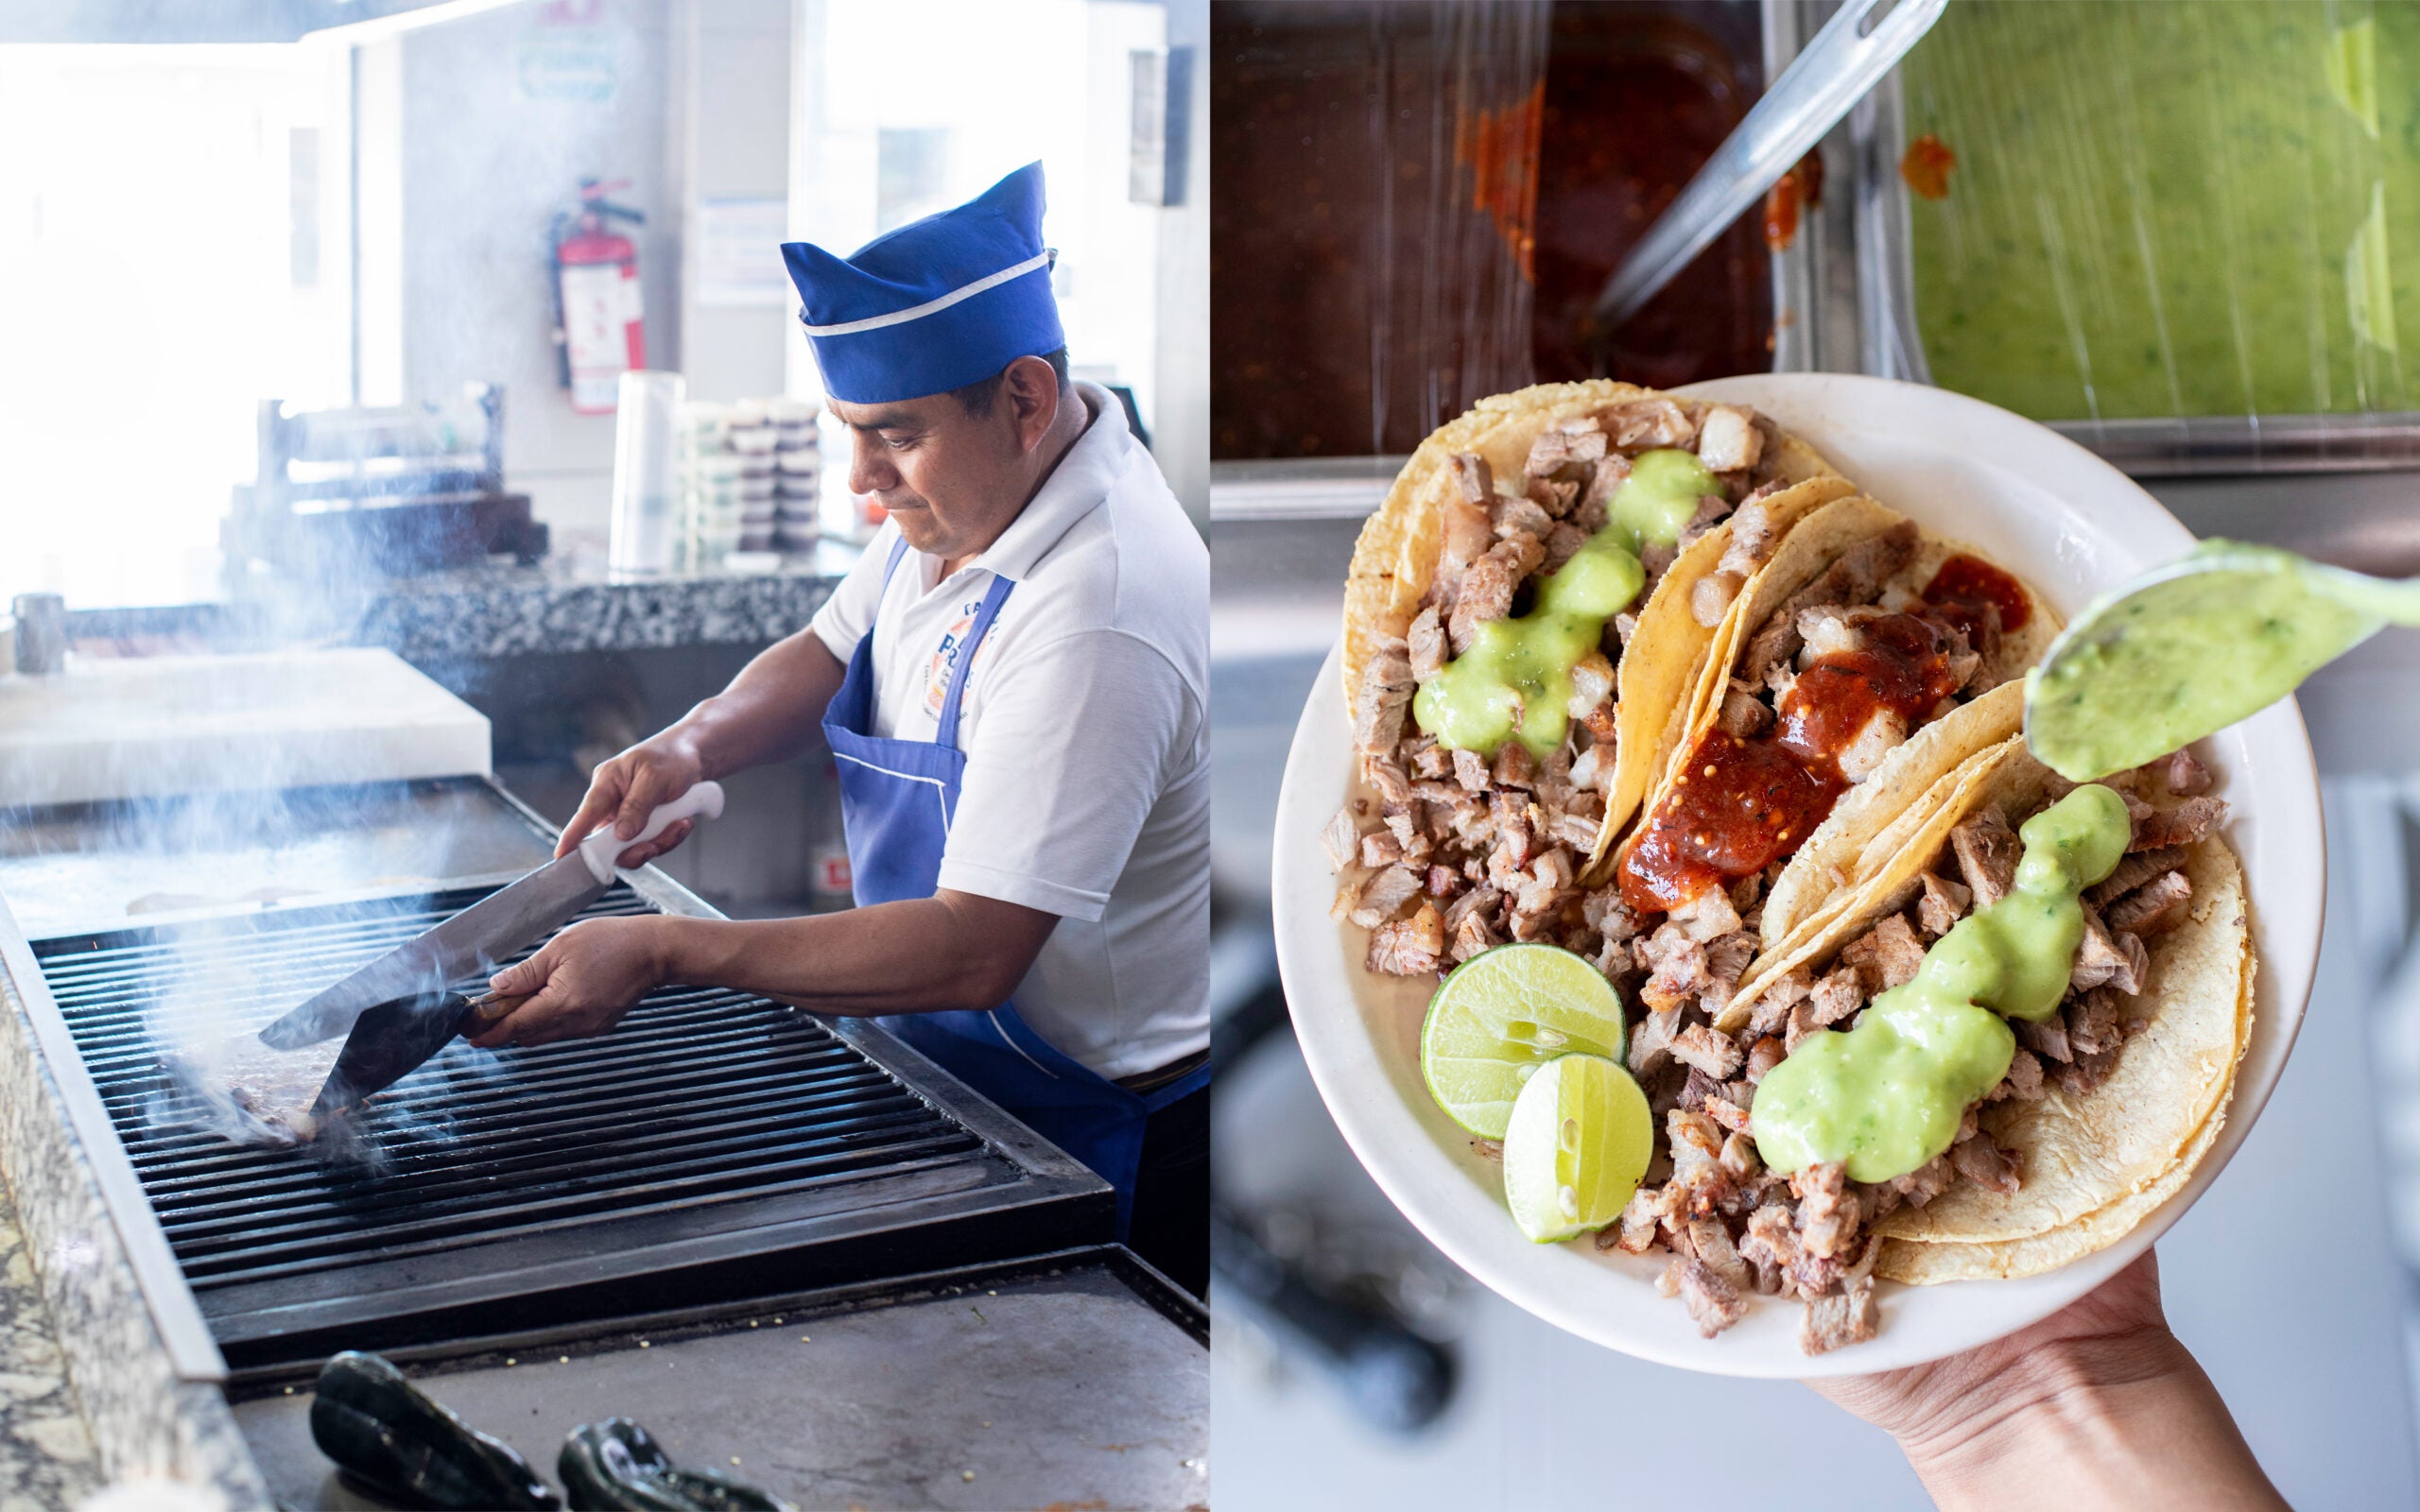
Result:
[259, 781, 725, 1051]
[309, 988, 529, 1119]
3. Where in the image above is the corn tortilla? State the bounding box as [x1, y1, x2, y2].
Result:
[1341, 380, 1844, 851]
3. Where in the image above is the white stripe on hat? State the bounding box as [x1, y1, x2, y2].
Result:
[799, 249, 1056, 337]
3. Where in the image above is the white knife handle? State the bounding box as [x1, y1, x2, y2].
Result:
[576, 781, 726, 883]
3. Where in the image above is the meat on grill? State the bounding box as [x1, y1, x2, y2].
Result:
[173, 1033, 344, 1143]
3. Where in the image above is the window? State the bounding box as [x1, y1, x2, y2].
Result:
[0, 43, 356, 609]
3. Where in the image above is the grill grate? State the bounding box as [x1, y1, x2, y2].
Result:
[28, 884, 1108, 1367]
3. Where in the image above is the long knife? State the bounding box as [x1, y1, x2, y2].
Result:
[257, 782, 725, 1051]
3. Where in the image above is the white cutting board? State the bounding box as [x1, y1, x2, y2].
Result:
[0, 647, 491, 807]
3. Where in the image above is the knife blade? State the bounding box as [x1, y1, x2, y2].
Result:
[258, 781, 725, 1050]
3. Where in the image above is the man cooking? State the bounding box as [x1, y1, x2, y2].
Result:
[472, 163, 1210, 1291]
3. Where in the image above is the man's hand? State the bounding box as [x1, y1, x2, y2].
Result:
[1810, 1248, 2287, 1511]
[559, 732, 710, 868]
[468, 917, 670, 1048]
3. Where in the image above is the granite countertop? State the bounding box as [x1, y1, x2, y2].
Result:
[61, 539, 865, 664]
[0, 1165, 101, 1509]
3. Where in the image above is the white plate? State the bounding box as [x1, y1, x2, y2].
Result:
[1271, 373, 2324, 1378]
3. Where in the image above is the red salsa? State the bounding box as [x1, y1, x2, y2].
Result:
[1922, 554, 2033, 641]
[1618, 611, 1965, 914]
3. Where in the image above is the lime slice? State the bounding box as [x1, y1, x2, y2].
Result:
[1501, 1054, 1652, 1244]
[1421, 943, 1628, 1139]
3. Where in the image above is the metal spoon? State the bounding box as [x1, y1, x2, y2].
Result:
[1592, 0, 1947, 328]
[2024, 541, 2420, 781]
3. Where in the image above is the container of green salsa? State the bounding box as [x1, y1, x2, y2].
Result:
[1766, 0, 2420, 475]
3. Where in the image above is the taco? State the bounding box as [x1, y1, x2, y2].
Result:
[1329, 381, 1848, 980]
[1600, 735, 2245, 1351]
[1606, 492, 2063, 978]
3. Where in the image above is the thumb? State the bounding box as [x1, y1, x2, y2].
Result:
[490, 943, 555, 997]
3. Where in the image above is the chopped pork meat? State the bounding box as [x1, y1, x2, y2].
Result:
[1716, 500, 1779, 578]
[2104, 869, 2193, 936]
[1996, 1046, 2047, 1102]
[1358, 832, 1404, 868]
[1834, 707, 1911, 783]
[1585, 454, 1632, 510]
[2130, 796, 2228, 851]
[1637, 919, 1716, 1008]
[2068, 910, 2147, 996]
[1565, 651, 1615, 722]
[1677, 492, 1734, 550]
[2066, 987, 2127, 1057]
[1718, 681, 1773, 740]
[1806, 966, 1865, 1027]
[1525, 421, 1609, 478]
[1446, 547, 1521, 653]
[1348, 865, 1424, 928]
[1744, 1035, 1787, 1085]
[1841, 914, 1926, 993]
[1629, 1005, 1685, 1078]
[1492, 491, 1553, 543]
[1792, 1161, 1860, 1261]
[2088, 846, 2186, 908]
[1407, 606, 1447, 679]
[1796, 604, 1871, 662]
[1320, 807, 1360, 869]
[1671, 1023, 1745, 1080]
[1691, 571, 1743, 628]
[1917, 871, 1972, 938]
[1675, 1258, 1750, 1338]
[2056, 1044, 2121, 1097]
[1542, 522, 1589, 573]
[2015, 1012, 2073, 1064]
[1669, 885, 1744, 942]
[1695, 404, 1764, 472]
[1888, 1154, 1954, 1210]
[2160, 747, 2213, 797]
[1949, 807, 2022, 907]
[1365, 902, 1444, 976]
[1352, 642, 1414, 757]
[1949, 1129, 2021, 1195]
[1450, 451, 1493, 503]
[1603, 397, 1697, 450]
[1800, 1278, 1879, 1355]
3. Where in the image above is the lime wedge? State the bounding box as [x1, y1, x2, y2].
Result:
[1421, 943, 1628, 1139]
[1501, 1054, 1652, 1244]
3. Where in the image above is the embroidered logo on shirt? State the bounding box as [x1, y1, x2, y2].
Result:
[924, 596, 996, 717]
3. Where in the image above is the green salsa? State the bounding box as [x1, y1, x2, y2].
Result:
[1905, 1, 2420, 421]
[2025, 541, 2384, 782]
[1412, 449, 1714, 758]
[1751, 785, 2132, 1183]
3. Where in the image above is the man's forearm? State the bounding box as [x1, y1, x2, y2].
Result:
[648, 894, 1044, 1018]
[669, 629, 846, 779]
[1904, 1332, 2288, 1512]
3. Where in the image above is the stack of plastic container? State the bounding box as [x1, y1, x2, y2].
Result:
[727, 401, 779, 553]
[678, 402, 744, 569]
[768, 397, 821, 551]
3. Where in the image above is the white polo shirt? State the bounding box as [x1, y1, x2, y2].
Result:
[809, 384, 1209, 1080]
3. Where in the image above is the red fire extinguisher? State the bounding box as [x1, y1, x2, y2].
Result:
[548, 178, 647, 415]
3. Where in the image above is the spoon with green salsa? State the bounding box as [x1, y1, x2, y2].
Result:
[2025, 540, 2420, 781]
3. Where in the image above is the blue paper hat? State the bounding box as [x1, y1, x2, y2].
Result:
[783, 162, 1064, 404]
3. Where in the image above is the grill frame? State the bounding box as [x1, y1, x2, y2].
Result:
[0, 778, 1110, 1378]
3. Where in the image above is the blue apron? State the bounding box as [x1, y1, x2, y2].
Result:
[821, 538, 1207, 1238]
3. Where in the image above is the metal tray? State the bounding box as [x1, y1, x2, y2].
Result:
[227, 1246, 1207, 1512]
